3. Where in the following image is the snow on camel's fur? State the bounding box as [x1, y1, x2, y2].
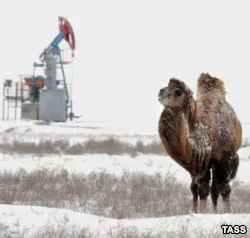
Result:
[196, 73, 242, 213]
[158, 74, 242, 213]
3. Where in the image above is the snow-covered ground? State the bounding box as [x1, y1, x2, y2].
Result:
[0, 205, 249, 238]
[1, 119, 249, 138]
[0, 120, 159, 148]
[0, 154, 249, 187]
[0, 120, 249, 237]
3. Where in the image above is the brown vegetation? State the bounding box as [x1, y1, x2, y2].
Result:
[0, 169, 249, 237]
[0, 138, 166, 156]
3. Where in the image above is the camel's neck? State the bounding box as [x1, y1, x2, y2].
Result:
[159, 99, 196, 145]
[159, 99, 212, 177]
[159, 107, 190, 160]
[158, 99, 208, 171]
[159, 107, 198, 174]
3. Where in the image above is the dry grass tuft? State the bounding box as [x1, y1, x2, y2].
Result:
[1, 136, 249, 157]
[0, 138, 166, 156]
[0, 169, 189, 218]
[0, 169, 249, 219]
[0, 169, 249, 237]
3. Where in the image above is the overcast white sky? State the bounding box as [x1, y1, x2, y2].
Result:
[0, 0, 250, 125]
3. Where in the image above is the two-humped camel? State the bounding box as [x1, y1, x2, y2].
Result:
[158, 73, 242, 213]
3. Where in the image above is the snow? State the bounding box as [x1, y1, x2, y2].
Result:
[0, 154, 191, 185]
[0, 119, 158, 136]
[1, 119, 248, 138]
[0, 153, 249, 186]
[243, 125, 250, 138]
[0, 120, 159, 145]
[0, 120, 249, 237]
[238, 147, 250, 160]
[0, 205, 249, 237]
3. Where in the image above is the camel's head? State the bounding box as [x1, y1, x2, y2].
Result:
[158, 78, 194, 108]
[197, 73, 226, 95]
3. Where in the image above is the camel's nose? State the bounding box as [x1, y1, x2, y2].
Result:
[158, 88, 165, 96]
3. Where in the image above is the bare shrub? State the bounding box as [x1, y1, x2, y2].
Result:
[0, 169, 190, 218]
[231, 181, 250, 213]
[165, 226, 248, 238]
[34, 224, 93, 238]
[106, 225, 156, 238]
[1, 168, 249, 218]
[0, 170, 249, 237]
[77, 137, 129, 155]
[0, 138, 166, 156]
[0, 168, 249, 219]
[0, 223, 12, 238]
[1, 220, 247, 238]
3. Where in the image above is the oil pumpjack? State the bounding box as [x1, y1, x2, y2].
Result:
[2, 16, 77, 121]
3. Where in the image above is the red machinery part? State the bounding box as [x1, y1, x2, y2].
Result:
[34, 80, 44, 89]
[58, 16, 76, 52]
[24, 77, 44, 89]
[24, 77, 32, 86]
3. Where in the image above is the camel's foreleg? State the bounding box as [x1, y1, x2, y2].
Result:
[197, 168, 211, 213]
[190, 180, 198, 213]
[211, 164, 219, 213]
[198, 181, 210, 213]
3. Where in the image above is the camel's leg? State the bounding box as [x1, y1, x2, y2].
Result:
[210, 165, 219, 213]
[229, 153, 239, 180]
[197, 168, 211, 213]
[215, 153, 239, 213]
[219, 183, 231, 213]
[190, 180, 198, 213]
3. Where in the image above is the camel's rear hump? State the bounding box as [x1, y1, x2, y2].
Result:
[216, 101, 242, 152]
[196, 73, 242, 156]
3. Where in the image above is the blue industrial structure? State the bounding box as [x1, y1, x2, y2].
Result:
[2, 16, 77, 121]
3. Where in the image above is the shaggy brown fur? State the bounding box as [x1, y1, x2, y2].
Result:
[197, 73, 242, 158]
[158, 74, 242, 213]
[158, 78, 212, 213]
[196, 73, 242, 212]
[158, 79, 211, 176]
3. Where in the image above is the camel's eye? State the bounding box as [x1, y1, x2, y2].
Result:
[175, 89, 182, 97]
